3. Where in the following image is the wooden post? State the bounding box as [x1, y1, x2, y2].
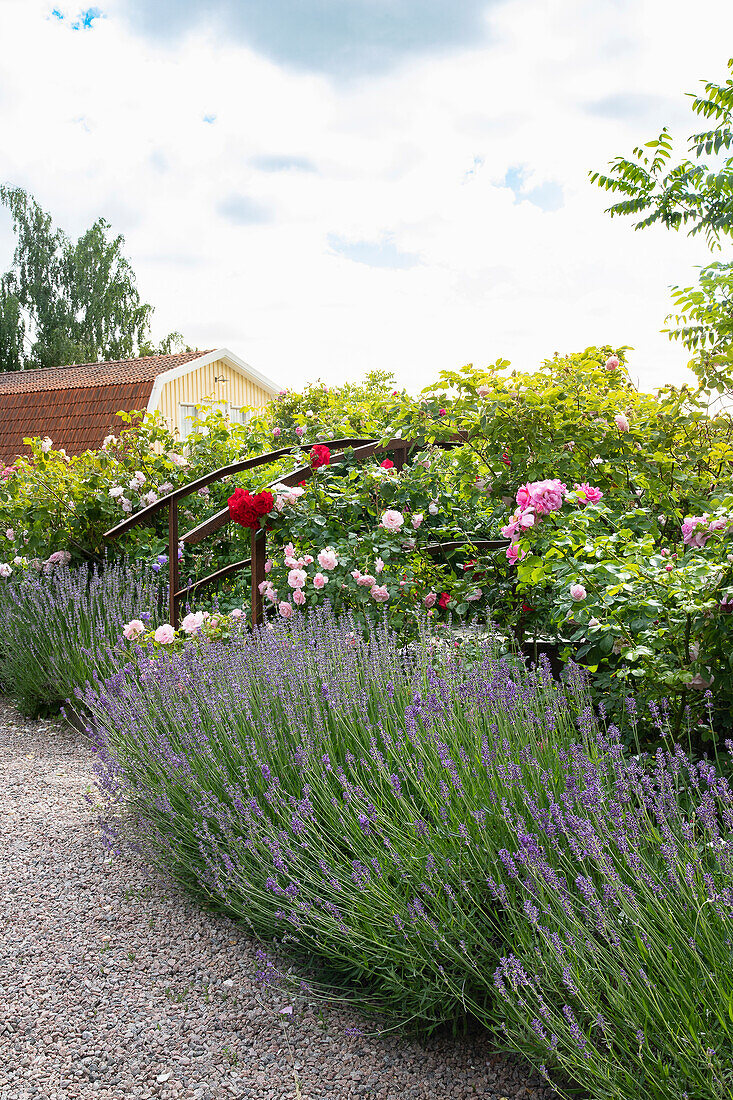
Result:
[251, 526, 266, 628]
[393, 441, 408, 471]
[169, 498, 180, 628]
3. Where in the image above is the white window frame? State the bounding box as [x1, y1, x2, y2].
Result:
[228, 404, 250, 426]
[178, 403, 199, 441]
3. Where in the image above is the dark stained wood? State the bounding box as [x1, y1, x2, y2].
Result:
[168, 498, 180, 627]
[251, 528, 266, 626]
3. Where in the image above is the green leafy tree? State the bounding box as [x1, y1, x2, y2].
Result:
[590, 59, 733, 388]
[0, 185, 184, 371]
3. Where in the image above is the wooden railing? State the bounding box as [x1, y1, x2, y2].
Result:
[103, 437, 508, 628]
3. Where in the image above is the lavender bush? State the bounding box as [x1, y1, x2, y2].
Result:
[0, 560, 163, 715]
[490, 716, 733, 1099]
[83, 608, 593, 1030]
[83, 609, 733, 1098]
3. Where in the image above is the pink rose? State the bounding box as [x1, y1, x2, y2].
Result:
[375, 557, 384, 573]
[423, 592, 437, 608]
[313, 572, 328, 589]
[505, 543, 526, 565]
[293, 589, 306, 606]
[279, 601, 294, 618]
[516, 479, 566, 515]
[380, 509, 405, 533]
[614, 413, 630, 432]
[5, 529, 13, 540]
[273, 427, 282, 438]
[411, 513, 424, 530]
[295, 426, 305, 437]
[351, 569, 362, 581]
[287, 568, 307, 589]
[573, 483, 603, 504]
[180, 611, 205, 635]
[605, 355, 620, 370]
[357, 574, 376, 587]
[317, 548, 338, 570]
[154, 624, 176, 644]
[466, 588, 483, 601]
[371, 584, 390, 603]
[570, 583, 587, 602]
[123, 619, 145, 640]
[264, 559, 273, 574]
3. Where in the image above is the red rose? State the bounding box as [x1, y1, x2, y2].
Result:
[501, 451, 511, 467]
[228, 488, 274, 529]
[310, 444, 331, 470]
[380, 459, 394, 469]
[438, 591, 451, 610]
[521, 602, 534, 614]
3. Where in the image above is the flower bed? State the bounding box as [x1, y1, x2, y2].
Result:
[83, 608, 733, 1100]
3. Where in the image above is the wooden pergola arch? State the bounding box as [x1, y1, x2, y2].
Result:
[104, 437, 508, 628]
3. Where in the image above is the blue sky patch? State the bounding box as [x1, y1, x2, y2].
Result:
[251, 154, 317, 173]
[328, 234, 419, 269]
[217, 194, 272, 225]
[51, 7, 104, 30]
[121, 0, 494, 78]
[202, 114, 217, 124]
[503, 165, 563, 212]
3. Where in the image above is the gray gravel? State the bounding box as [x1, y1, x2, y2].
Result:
[0, 698, 552, 1100]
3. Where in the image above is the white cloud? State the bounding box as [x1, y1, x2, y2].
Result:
[0, 0, 732, 394]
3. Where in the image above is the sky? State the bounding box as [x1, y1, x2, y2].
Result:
[0, 0, 732, 394]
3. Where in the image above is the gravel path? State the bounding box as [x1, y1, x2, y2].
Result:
[0, 699, 551, 1100]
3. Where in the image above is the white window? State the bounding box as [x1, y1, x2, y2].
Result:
[228, 404, 250, 426]
[179, 404, 198, 441]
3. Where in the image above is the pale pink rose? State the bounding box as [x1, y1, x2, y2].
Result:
[573, 483, 604, 504]
[154, 624, 176, 644]
[41, 437, 53, 453]
[0, 563, 13, 578]
[258, 580, 270, 594]
[370, 584, 390, 603]
[265, 584, 279, 603]
[181, 611, 205, 635]
[380, 509, 404, 533]
[295, 426, 305, 438]
[159, 482, 174, 494]
[44, 550, 71, 568]
[285, 542, 296, 556]
[275, 495, 287, 512]
[279, 601, 294, 618]
[357, 574, 376, 587]
[142, 490, 158, 506]
[273, 427, 282, 438]
[264, 559, 273, 574]
[288, 568, 307, 589]
[291, 588, 305, 606]
[121, 498, 133, 513]
[424, 592, 437, 608]
[466, 588, 483, 601]
[167, 452, 189, 467]
[302, 555, 314, 565]
[108, 486, 124, 498]
[605, 354, 620, 370]
[5, 529, 13, 540]
[614, 413, 630, 432]
[570, 583, 587, 602]
[375, 557, 384, 574]
[317, 548, 338, 570]
[428, 502, 438, 515]
[351, 569, 362, 581]
[477, 384, 490, 397]
[230, 608, 244, 619]
[313, 572, 328, 590]
[102, 434, 117, 449]
[284, 555, 299, 567]
[123, 619, 146, 640]
[411, 513, 424, 530]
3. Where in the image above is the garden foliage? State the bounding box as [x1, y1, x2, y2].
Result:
[4, 344, 733, 742]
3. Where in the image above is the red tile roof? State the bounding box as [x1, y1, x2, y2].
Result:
[0, 350, 212, 462]
[0, 350, 210, 393]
